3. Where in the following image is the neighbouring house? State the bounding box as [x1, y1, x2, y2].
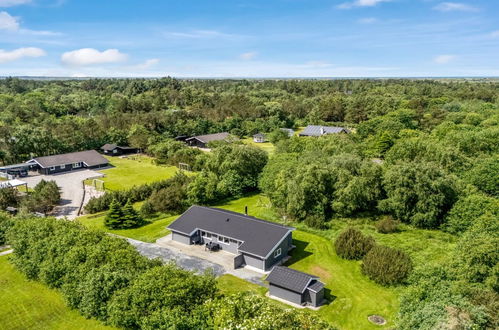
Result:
[101, 144, 138, 156]
[27, 150, 109, 175]
[266, 266, 325, 308]
[167, 205, 295, 271]
[253, 133, 266, 143]
[280, 128, 295, 137]
[299, 125, 350, 137]
[185, 132, 231, 148]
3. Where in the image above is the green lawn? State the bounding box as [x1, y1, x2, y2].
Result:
[0, 256, 112, 330]
[92, 155, 183, 191]
[78, 208, 177, 243]
[241, 137, 276, 154]
[78, 193, 456, 329]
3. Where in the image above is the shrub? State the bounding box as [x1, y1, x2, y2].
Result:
[0, 187, 20, 210]
[375, 216, 399, 234]
[104, 199, 123, 229]
[0, 213, 13, 245]
[304, 215, 326, 229]
[334, 227, 375, 260]
[444, 193, 499, 234]
[362, 245, 412, 285]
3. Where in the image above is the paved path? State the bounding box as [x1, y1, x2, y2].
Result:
[127, 238, 226, 276]
[128, 237, 265, 286]
[23, 170, 103, 220]
[0, 249, 13, 257]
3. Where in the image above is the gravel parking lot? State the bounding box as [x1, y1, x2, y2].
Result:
[23, 169, 103, 219]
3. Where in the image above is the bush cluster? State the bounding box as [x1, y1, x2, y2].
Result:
[84, 173, 190, 214]
[334, 227, 375, 260]
[7, 216, 331, 329]
[362, 245, 413, 285]
[375, 216, 399, 234]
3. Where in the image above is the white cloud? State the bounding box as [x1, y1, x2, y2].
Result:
[338, 0, 390, 9]
[358, 17, 378, 24]
[0, 47, 45, 63]
[132, 58, 160, 70]
[0, 11, 18, 30]
[433, 2, 479, 12]
[433, 55, 456, 64]
[490, 30, 499, 38]
[239, 51, 257, 60]
[61, 48, 128, 66]
[0, 0, 31, 7]
[164, 30, 235, 39]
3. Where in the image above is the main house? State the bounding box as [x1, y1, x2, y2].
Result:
[167, 206, 295, 271]
[299, 125, 350, 137]
[27, 150, 109, 175]
[185, 132, 230, 148]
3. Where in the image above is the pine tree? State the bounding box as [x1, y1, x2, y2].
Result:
[121, 199, 143, 229]
[105, 199, 123, 229]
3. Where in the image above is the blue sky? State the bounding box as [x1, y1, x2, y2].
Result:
[0, 0, 498, 77]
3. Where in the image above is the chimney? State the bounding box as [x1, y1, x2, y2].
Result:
[245, 206, 248, 215]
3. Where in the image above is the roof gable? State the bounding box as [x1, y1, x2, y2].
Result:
[266, 266, 321, 293]
[167, 206, 294, 258]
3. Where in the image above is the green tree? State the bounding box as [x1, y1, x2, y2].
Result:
[379, 161, 460, 228]
[104, 199, 123, 229]
[121, 199, 143, 229]
[466, 156, 499, 197]
[362, 245, 412, 285]
[334, 227, 375, 260]
[444, 193, 499, 234]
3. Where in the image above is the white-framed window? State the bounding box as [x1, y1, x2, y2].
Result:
[274, 248, 282, 258]
[61, 164, 65, 169]
[201, 231, 207, 237]
[73, 162, 81, 168]
[218, 236, 230, 244]
[49, 166, 55, 171]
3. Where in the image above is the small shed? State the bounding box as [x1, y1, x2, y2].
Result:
[0, 179, 28, 191]
[253, 133, 266, 143]
[101, 144, 138, 156]
[280, 128, 295, 137]
[266, 266, 325, 308]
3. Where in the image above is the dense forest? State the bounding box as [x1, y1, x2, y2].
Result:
[1, 77, 498, 329]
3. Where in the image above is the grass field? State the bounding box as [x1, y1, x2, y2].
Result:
[92, 155, 183, 191]
[241, 137, 276, 154]
[78, 193, 456, 329]
[0, 256, 112, 330]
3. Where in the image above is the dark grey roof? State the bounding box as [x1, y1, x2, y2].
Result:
[186, 132, 230, 144]
[280, 128, 295, 137]
[167, 206, 294, 258]
[101, 143, 118, 151]
[30, 150, 109, 168]
[0, 163, 30, 170]
[308, 280, 325, 293]
[266, 266, 319, 293]
[253, 133, 266, 138]
[101, 144, 136, 151]
[299, 125, 350, 136]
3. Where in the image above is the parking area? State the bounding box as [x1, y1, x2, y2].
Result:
[23, 169, 103, 219]
[155, 235, 265, 285]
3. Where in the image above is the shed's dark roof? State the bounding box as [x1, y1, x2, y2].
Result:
[253, 133, 266, 138]
[0, 163, 30, 170]
[308, 280, 325, 293]
[167, 206, 294, 258]
[266, 266, 320, 293]
[186, 132, 230, 144]
[30, 150, 109, 168]
[299, 125, 349, 136]
[101, 144, 118, 151]
[101, 144, 136, 151]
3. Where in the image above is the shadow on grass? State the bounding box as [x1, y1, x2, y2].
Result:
[323, 287, 336, 306]
[284, 239, 313, 266]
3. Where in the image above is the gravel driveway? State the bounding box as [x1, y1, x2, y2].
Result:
[23, 169, 103, 219]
